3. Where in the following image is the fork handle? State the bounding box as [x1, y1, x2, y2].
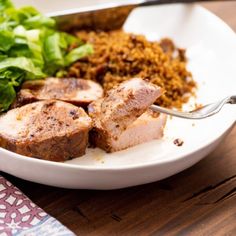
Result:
[229, 95, 236, 104]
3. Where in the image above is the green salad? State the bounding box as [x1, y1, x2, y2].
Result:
[0, 0, 93, 111]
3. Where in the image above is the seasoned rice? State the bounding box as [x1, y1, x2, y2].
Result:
[68, 30, 196, 108]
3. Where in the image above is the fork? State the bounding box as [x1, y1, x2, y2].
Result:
[150, 95, 236, 119]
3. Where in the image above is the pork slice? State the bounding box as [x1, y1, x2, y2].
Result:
[90, 109, 167, 152]
[0, 100, 92, 162]
[12, 77, 103, 108]
[88, 78, 166, 152]
[88, 78, 163, 139]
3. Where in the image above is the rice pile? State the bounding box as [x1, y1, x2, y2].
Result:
[68, 30, 196, 108]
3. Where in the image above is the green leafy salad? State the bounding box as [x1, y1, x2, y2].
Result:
[0, 0, 93, 111]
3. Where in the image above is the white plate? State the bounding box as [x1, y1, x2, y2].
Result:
[1, 3, 236, 189]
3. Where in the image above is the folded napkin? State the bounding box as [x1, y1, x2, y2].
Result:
[0, 176, 75, 236]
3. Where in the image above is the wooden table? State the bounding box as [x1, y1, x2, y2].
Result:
[2, 2, 236, 235]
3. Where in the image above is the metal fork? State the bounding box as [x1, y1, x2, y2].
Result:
[150, 95, 236, 119]
[48, 0, 230, 31]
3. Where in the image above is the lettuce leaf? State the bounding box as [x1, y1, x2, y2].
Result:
[0, 68, 24, 111]
[0, 80, 15, 111]
[65, 44, 93, 66]
[23, 14, 55, 28]
[0, 0, 13, 12]
[44, 33, 64, 65]
[0, 29, 14, 51]
[0, 57, 45, 78]
[0, 0, 93, 111]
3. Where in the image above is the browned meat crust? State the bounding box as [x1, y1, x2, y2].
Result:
[88, 78, 165, 152]
[0, 100, 92, 162]
[12, 77, 103, 108]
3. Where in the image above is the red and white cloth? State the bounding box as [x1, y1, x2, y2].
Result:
[0, 176, 75, 236]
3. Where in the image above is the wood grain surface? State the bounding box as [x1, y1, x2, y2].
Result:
[2, 1, 236, 236]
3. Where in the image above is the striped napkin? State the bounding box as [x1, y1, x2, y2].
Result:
[0, 176, 75, 236]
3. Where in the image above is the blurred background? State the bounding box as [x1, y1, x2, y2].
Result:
[14, 0, 121, 12]
[13, 0, 236, 30]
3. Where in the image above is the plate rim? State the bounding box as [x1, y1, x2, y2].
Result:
[0, 4, 236, 172]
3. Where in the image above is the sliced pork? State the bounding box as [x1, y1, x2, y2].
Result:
[88, 78, 166, 152]
[0, 100, 92, 161]
[90, 109, 167, 152]
[89, 78, 163, 138]
[12, 77, 103, 108]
